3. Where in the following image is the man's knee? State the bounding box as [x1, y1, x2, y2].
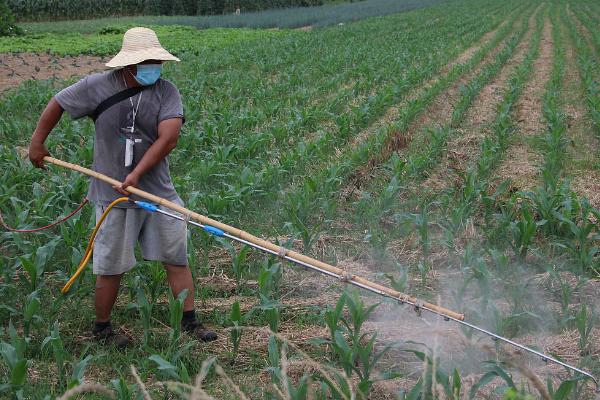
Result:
[95, 273, 123, 289]
[163, 263, 188, 271]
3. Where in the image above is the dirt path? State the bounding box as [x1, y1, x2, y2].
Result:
[422, 7, 540, 193]
[561, 11, 600, 207]
[384, 18, 517, 153]
[0, 53, 107, 93]
[493, 17, 554, 192]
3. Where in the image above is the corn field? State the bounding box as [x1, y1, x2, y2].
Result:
[0, 0, 599, 398]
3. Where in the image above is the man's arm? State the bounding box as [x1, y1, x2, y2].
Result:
[114, 117, 183, 195]
[29, 98, 64, 169]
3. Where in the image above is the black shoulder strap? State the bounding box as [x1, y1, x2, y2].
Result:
[90, 86, 145, 122]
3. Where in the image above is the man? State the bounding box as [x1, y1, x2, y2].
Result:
[28, 27, 217, 346]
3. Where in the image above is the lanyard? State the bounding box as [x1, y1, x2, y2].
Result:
[122, 71, 143, 167]
[122, 72, 142, 134]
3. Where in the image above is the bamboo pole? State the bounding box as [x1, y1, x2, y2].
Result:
[44, 156, 465, 321]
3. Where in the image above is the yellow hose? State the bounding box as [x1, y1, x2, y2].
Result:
[61, 197, 130, 294]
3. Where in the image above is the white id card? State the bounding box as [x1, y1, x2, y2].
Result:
[124, 138, 141, 167]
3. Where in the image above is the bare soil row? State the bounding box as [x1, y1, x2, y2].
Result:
[493, 16, 554, 192]
[340, 6, 531, 199]
[422, 6, 541, 194]
[564, 7, 600, 207]
[0, 53, 106, 93]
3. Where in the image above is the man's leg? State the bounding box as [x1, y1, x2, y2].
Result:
[163, 263, 194, 311]
[164, 263, 217, 342]
[141, 201, 216, 342]
[91, 205, 139, 348]
[95, 274, 123, 322]
[93, 273, 130, 347]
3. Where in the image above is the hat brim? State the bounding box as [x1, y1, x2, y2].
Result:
[106, 47, 180, 68]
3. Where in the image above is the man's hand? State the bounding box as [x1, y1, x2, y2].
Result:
[29, 141, 50, 170]
[111, 118, 182, 196]
[114, 171, 140, 196]
[29, 98, 64, 170]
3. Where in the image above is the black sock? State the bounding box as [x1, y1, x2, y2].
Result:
[93, 320, 111, 333]
[182, 310, 196, 325]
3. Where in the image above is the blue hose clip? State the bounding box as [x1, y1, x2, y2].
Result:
[136, 201, 159, 212]
[203, 225, 224, 237]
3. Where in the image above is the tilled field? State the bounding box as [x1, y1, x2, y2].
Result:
[0, 54, 107, 93]
[0, 0, 599, 398]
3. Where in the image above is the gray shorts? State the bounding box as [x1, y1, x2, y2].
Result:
[93, 202, 188, 275]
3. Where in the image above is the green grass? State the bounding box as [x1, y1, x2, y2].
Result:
[0, 25, 291, 56]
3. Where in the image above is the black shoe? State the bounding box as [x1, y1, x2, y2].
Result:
[182, 321, 218, 342]
[92, 322, 131, 348]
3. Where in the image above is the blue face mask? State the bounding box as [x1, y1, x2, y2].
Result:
[133, 64, 162, 86]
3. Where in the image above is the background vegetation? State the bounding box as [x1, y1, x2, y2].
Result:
[0, 0, 22, 36]
[8, 0, 325, 21]
[14, 0, 449, 33]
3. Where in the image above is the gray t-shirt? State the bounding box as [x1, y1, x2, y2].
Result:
[55, 69, 184, 207]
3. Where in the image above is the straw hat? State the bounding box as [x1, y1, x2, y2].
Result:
[106, 27, 180, 68]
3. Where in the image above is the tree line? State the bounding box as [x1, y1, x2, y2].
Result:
[7, 0, 326, 21]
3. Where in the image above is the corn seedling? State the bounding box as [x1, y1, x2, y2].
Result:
[266, 334, 313, 400]
[67, 353, 93, 389]
[474, 356, 583, 400]
[168, 289, 189, 345]
[399, 345, 464, 400]
[148, 352, 191, 383]
[502, 389, 536, 400]
[548, 268, 579, 329]
[511, 207, 543, 258]
[574, 304, 596, 356]
[145, 261, 168, 304]
[497, 269, 542, 337]
[465, 249, 492, 313]
[229, 301, 243, 359]
[257, 259, 283, 332]
[257, 259, 281, 295]
[546, 375, 585, 400]
[324, 291, 394, 399]
[41, 321, 69, 389]
[22, 290, 41, 337]
[268, 334, 282, 386]
[0, 322, 28, 398]
[17, 240, 56, 293]
[130, 285, 153, 345]
[469, 360, 517, 399]
[551, 197, 600, 272]
[323, 292, 347, 342]
[149, 340, 194, 386]
[407, 206, 432, 260]
[284, 178, 326, 253]
[258, 298, 281, 334]
[385, 261, 409, 293]
[111, 376, 142, 400]
[219, 240, 251, 291]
